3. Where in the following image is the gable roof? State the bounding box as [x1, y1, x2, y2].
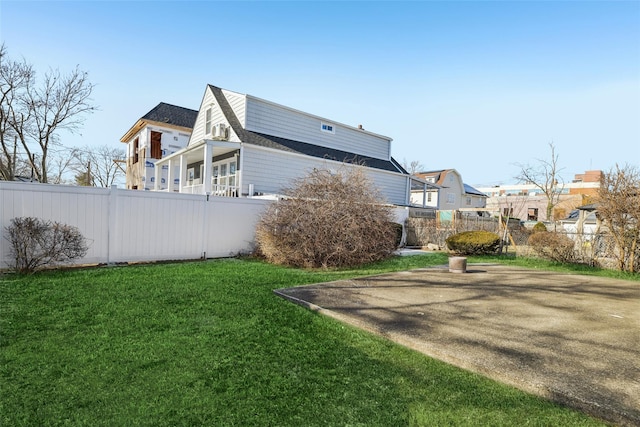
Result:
[141, 102, 198, 128]
[120, 102, 198, 142]
[416, 169, 457, 185]
[208, 85, 407, 174]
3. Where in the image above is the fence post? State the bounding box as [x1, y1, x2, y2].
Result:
[107, 186, 118, 264]
[201, 196, 209, 259]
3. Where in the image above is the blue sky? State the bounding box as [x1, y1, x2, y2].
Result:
[2, 1, 639, 186]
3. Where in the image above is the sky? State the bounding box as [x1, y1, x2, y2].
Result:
[1, 1, 639, 187]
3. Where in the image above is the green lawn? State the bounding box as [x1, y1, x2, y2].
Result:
[470, 253, 640, 281]
[1, 254, 608, 426]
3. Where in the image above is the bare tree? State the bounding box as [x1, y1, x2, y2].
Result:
[596, 164, 640, 273]
[47, 147, 80, 185]
[0, 45, 34, 180]
[402, 158, 425, 175]
[0, 44, 97, 183]
[515, 142, 564, 221]
[71, 145, 125, 187]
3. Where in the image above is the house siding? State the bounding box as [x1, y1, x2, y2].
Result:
[189, 89, 240, 144]
[222, 89, 247, 127]
[244, 97, 391, 160]
[241, 145, 408, 205]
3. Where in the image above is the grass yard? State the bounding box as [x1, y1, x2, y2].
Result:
[470, 254, 640, 281]
[0, 254, 609, 426]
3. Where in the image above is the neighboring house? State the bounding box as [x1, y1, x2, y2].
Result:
[410, 169, 487, 210]
[477, 170, 602, 222]
[120, 102, 198, 190]
[153, 84, 411, 205]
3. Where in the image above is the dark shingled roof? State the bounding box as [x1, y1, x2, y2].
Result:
[142, 102, 198, 129]
[464, 183, 487, 197]
[208, 85, 406, 174]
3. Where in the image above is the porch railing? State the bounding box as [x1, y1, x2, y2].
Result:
[181, 182, 239, 197]
[165, 171, 241, 197]
[210, 183, 239, 197]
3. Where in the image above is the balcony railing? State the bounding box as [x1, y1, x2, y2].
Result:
[159, 171, 241, 197]
[210, 184, 239, 197]
[182, 179, 239, 197]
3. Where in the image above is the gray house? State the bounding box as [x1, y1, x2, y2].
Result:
[153, 84, 412, 205]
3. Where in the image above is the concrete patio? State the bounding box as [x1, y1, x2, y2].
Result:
[275, 264, 639, 426]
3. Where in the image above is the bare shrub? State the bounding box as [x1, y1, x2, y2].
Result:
[528, 231, 576, 263]
[255, 167, 397, 268]
[596, 164, 640, 273]
[5, 217, 88, 273]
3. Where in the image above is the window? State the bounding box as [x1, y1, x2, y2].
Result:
[205, 108, 212, 135]
[466, 197, 472, 206]
[133, 138, 139, 163]
[212, 165, 219, 186]
[320, 122, 335, 134]
[211, 157, 239, 196]
[150, 131, 162, 159]
[527, 208, 539, 221]
[229, 161, 236, 187]
[447, 193, 455, 204]
[427, 192, 432, 202]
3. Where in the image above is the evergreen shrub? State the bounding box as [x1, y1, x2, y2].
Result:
[532, 222, 548, 233]
[445, 231, 500, 255]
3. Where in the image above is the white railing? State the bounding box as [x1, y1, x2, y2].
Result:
[181, 182, 239, 197]
[211, 183, 239, 197]
[183, 183, 204, 194]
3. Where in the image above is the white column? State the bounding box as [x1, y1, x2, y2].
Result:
[179, 154, 187, 193]
[203, 143, 212, 195]
[153, 161, 160, 191]
[422, 184, 427, 208]
[167, 159, 174, 192]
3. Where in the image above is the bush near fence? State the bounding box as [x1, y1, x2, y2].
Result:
[405, 212, 630, 270]
[406, 214, 523, 248]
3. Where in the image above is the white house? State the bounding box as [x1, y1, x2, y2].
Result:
[120, 102, 198, 190]
[410, 169, 487, 210]
[153, 84, 412, 205]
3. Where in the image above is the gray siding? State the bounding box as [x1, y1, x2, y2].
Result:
[244, 97, 391, 160]
[222, 89, 247, 127]
[241, 145, 408, 205]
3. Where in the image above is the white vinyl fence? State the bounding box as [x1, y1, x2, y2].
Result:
[0, 181, 271, 269]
